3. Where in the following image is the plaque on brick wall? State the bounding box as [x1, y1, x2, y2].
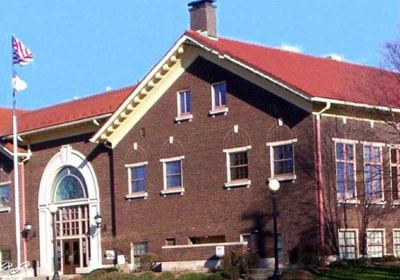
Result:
[117, 254, 126, 264]
[216, 245, 225, 257]
[105, 250, 115, 260]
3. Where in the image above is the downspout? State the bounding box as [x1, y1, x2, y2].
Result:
[314, 102, 331, 246]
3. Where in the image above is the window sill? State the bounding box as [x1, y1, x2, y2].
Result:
[337, 199, 360, 205]
[161, 187, 185, 196]
[224, 180, 251, 190]
[366, 200, 386, 207]
[270, 174, 296, 182]
[162, 241, 245, 249]
[125, 192, 148, 200]
[209, 107, 228, 117]
[175, 114, 193, 123]
[392, 200, 400, 206]
[0, 207, 11, 213]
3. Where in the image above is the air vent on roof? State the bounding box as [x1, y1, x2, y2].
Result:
[325, 54, 343, 62]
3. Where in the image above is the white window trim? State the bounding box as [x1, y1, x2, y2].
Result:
[209, 81, 228, 116]
[332, 138, 359, 144]
[366, 228, 386, 257]
[335, 141, 358, 203]
[162, 241, 244, 249]
[267, 139, 297, 181]
[0, 181, 11, 212]
[126, 161, 148, 199]
[175, 90, 193, 123]
[390, 147, 400, 204]
[338, 228, 359, 259]
[160, 156, 185, 196]
[363, 144, 385, 202]
[223, 146, 251, 189]
[393, 228, 400, 257]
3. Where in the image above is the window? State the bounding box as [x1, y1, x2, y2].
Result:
[367, 230, 384, 257]
[393, 230, 400, 257]
[224, 146, 252, 189]
[363, 145, 383, 201]
[335, 142, 356, 200]
[267, 139, 297, 180]
[240, 233, 252, 251]
[189, 235, 226, 245]
[160, 156, 185, 195]
[0, 183, 10, 209]
[166, 238, 176, 246]
[53, 167, 87, 202]
[133, 242, 148, 268]
[338, 230, 357, 259]
[0, 250, 11, 265]
[390, 148, 400, 201]
[176, 90, 192, 122]
[210, 81, 228, 115]
[125, 162, 148, 199]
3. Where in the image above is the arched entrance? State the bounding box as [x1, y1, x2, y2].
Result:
[38, 145, 102, 276]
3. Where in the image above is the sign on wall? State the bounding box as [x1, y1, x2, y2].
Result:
[105, 250, 115, 260]
[216, 245, 225, 257]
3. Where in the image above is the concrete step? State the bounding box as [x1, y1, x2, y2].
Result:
[248, 268, 274, 280]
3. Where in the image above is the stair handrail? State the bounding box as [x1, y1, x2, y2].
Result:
[0, 261, 12, 272]
[9, 261, 30, 275]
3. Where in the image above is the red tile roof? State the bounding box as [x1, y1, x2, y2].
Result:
[186, 30, 400, 108]
[0, 85, 136, 136]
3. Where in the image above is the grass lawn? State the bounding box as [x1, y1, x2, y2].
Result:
[311, 263, 400, 279]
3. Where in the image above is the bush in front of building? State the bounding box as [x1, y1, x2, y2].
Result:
[157, 271, 176, 280]
[221, 250, 260, 279]
[140, 253, 159, 271]
[176, 272, 209, 280]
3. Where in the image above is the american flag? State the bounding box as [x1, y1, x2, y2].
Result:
[12, 36, 33, 66]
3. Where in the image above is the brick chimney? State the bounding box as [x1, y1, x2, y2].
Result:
[188, 0, 217, 37]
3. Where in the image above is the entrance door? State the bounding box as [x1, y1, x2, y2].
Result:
[63, 239, 80, 274]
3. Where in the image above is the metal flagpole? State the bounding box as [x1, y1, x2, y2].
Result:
[11, 35, 22, 268]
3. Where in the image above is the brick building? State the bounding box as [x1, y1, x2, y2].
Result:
[0, 0, 400, 277]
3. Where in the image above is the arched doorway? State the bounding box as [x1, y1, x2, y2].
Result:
[38, 145, 102, 276]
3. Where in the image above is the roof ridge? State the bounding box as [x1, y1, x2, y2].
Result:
[23, 84, 136, 115]
[186, 30, 397, 76]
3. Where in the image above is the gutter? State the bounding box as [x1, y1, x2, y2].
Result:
[2, 114, 111, 140]
[314, 102, 331, 245]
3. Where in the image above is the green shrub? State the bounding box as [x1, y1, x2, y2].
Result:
[177, 272, 209, 280]
[100, 271, 137, 280]
[85, 269, 107, 280]
[137, 271, 156, 280]
[207, 271, 225, 280]
[157, 271, 175, 280]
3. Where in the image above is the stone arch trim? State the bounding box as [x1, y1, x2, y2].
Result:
[223, 126, 251, 149]
[38, 145, 102, 276]
[266, 122, 296, 143]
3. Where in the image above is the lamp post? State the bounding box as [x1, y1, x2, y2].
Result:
[268, 179, 280, 280]
[48, 204, 60, 280]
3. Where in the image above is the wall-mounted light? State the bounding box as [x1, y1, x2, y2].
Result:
[22, 223, 32, 239]
[94, 213, 102, 228]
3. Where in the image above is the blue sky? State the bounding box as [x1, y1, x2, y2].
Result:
[0, 0, 399, 109]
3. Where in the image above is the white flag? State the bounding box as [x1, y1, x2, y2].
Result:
[12, 73, 27, 92]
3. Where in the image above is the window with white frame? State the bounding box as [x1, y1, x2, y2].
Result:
[176, 90, 192, 121]
[393, 230, 400, 257]
[363, 145, 383, 201]
[338, 229, 357, 259]
[240, 233, 252, 251]
[125, 162, 148, 199]
[161, 156, 185, 194]
[367, 230, 384, 257]
[267, 139, 296, 180]
[210, 81, 227, 113]
[335, 142, 356, 200]
[133, 242, 148, 268]
[390, 148, 400, 201]
[0, 183, 10, 209]
[224, 146, 251, 188]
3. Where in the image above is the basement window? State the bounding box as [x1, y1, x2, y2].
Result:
[188, 235, 226, 245]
